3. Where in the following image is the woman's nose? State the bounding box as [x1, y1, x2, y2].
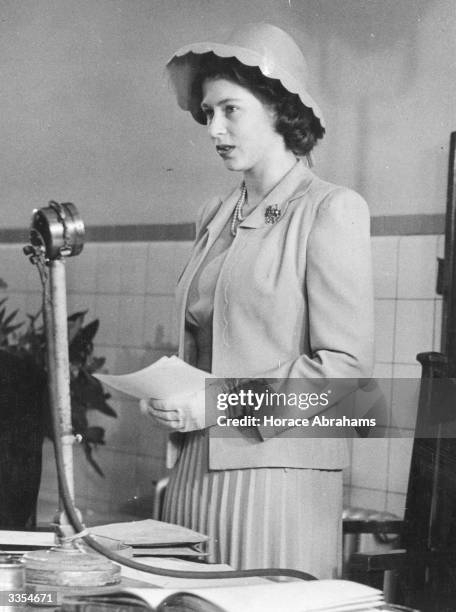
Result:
[207, 110, 227, 138]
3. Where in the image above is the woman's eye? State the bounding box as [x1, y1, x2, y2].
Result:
[225, 105, 238, 115]
[202, 108, 213, 121]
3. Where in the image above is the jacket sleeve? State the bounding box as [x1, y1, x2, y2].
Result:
[255, 187, 375, 438]
[300, 187, 374, 379]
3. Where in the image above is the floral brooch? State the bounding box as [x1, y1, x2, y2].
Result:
[264, 205, 281, 224]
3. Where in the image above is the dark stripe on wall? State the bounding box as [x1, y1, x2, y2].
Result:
[371, 214, 445, 236]
[85, 223, 195, 242]
[0, 223, 196, 244]
[0, 214, 445, 244]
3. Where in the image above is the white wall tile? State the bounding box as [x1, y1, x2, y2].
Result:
[117, 294, 145, 347]
[85, 446, 116, 501]
[397, 235, 439, 299]
[109, 451, 138, 507]
[135, 454, 167, 498]
[394, 300, 435, 363]
[374, 300, 396, 362]
[147, 243, 178, 295]
[25, 291, 43, 316]
[100, 395, 140, 453]
[349, 487, 387, 512]
[343, 465, 351, 487]
[146, 242, 193, 296]
[113, 347, 148, 374]
[390, 366, 420, 430]
[119, 242, 148, 295]
[136, 415, 168, 458]
[95, 243, 123, 293]
[172, 243, 193, 283]
[386, 492, 407, 519]
[66, 293, 96, 318]
[351, 438, 390, 491]
[373, 363, 393, 379]
[94, 294, 120, 346]
[372, 366, 394, 428]
[343, 484, 351, 508]
[0, 244, 34, 292]
[73, 443, 90, 503]
[392, 362, 421, 378]
[143, 296, 178, 350]
[387, 438, 413, 494]
[371, 236, 399, 299]
[66, 244, 98, 294]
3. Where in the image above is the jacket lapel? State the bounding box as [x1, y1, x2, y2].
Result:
[238, 160, 315, 230]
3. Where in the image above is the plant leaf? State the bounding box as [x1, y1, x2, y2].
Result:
[81, 440, 105, 477]
[3, 308, 20, 326]
[3, 323, 24, 335]
[67, 311, 87, 344]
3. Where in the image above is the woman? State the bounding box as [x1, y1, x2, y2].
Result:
[141, 22, 374, 579]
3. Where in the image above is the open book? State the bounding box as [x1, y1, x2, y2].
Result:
[61, 580, 384, 612]
[94, 355, 212, 400]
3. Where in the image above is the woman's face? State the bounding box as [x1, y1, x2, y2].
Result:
[200, 78, 284, 174]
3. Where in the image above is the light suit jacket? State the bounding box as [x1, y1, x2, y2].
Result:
[167, 161, 374, 470]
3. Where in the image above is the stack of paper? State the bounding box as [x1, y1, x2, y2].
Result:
[0, 529, 55, 551]
[94, 355, 213, 400]
[91, 519, 208, 559]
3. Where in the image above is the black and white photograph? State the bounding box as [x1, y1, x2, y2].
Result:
[0, 1, 455, 610]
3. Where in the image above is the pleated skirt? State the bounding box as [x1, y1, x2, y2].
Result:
[162, 430, 343, 579]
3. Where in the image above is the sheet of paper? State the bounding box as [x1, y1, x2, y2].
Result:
[94, 355, 214, 400]
[0, 530, 55, 547]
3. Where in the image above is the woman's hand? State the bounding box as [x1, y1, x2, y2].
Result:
[139, 379, 241, 432]
[139, 387, 210, 432]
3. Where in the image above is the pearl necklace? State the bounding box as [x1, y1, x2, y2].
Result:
[230, 181, 247, 237]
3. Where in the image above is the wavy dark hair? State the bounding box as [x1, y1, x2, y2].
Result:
[191, 54, 325, 156]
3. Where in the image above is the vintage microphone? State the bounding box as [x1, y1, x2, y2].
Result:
[22, 202, 121, 587]
[21, 201, 314, 587]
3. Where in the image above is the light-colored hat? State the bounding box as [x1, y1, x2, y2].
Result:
[166, 22, 325, 130]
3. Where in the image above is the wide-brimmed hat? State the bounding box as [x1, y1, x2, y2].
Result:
[166, 22, 325, 130]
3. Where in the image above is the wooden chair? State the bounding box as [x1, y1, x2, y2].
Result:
[345, 352, 456, 611]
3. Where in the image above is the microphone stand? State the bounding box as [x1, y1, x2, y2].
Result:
[21, 202, 119, 588]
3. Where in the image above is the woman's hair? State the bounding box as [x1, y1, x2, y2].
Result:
[192, 54, 325, 156]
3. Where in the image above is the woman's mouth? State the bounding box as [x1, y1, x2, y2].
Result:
[216, 145, 235, 158]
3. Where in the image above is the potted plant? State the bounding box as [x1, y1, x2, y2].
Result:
[0, 283, 117, 528]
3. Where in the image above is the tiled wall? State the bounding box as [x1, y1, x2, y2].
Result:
[348, 234, 443, 518]
[0, 233, 443, 525]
